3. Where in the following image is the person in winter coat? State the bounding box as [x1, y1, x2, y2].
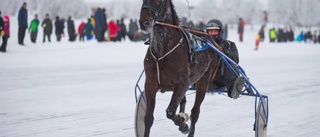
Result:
[29, 14, 40, 43]
[55, 16, 64, 42]
[94, 8, 107, 42]
[206, 19, 245, 99]
[116, 20, 122, 41]
[0, 15, 10, 52]
[296, 31, 304, 42]
[108, 20, 121, 42]
[41, 13, 53, 43]
[67, 16, 77, 42]
[83, 18, 94, 40]
[127, 19, 139, 41]
[258, 26, 265, 42]
[255, 33, 260, 51]
[78, 21, 85, 41]
[238, 18, 245, 42]
[119, 18, 127, 41]
[0, 10, 4, 38]
[18, 2, 28, 45]
[222, 24, 228, 40]
[196, 20, 206, 31]
[269, 28, 277, 42]
[90, 15, 95, 29]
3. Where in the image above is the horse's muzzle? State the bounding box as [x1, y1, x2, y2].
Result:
[143, 21, 150, 27]
[139, 19, 152, 33]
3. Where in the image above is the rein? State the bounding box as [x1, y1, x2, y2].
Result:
[155, 21, 223, 51]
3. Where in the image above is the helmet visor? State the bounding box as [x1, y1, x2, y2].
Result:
[206, 22, 220, 30]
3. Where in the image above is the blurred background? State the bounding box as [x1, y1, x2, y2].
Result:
[0, 0, 319, 27]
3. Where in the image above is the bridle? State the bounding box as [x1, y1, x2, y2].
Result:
[141, 0, 165, 22]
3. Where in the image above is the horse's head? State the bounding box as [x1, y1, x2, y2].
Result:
[139, 0, 179, 33]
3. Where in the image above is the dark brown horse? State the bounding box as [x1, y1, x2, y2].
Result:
[139, 0, 218, 136]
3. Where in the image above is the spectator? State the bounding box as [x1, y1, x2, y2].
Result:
[288, 28, 294, 42]
[90, 15, 95, 28]
[258, 26, 265, 42]
[55, 16, 64, 42]
[29, 14, 40, 43]
[67, 16, 77, 42]
[296, 31, 304, 42]
[119, 18, 127, 41]
[312, 31, 318, 43]
[108, 19, 121, 42]
[304, 31, 312, 43]
[128, 19, 138, 41]
[83, 18, 94, 40]
[0, 15, 10, 52]
[269, 28, 277, 42]
[0, 10, 4, 44]
[41, 13, 53, 43]
[238, 18, 245, 42]
[78, 21, 85, 41]
[277, 28, 284, 42]
[196, 19, 206, 31]
[255, 33, 260, 51]
[222, 23, 228, 40]
[94, 8, 107, 42]
[18, 2, 28, 45]
[318, 31, 320, 43]
[116, 19, 122, 41]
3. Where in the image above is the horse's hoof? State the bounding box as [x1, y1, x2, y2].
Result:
[179, 124, 190, 134]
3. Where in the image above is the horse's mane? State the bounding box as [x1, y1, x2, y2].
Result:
[168, 0, 180, 25]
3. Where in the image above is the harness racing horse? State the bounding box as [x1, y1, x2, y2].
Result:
[139, 0, 218, 136]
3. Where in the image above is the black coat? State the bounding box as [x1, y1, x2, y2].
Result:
[0, 16, 4, 31]
[42, 18, 53, 34]
[55, 19, 64, 35]
[219, 39, 239, 64]
[67, 19, 76, 36]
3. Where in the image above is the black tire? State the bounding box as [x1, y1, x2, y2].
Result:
[134, 91, 146, 137]
[255, 98, 268, 137]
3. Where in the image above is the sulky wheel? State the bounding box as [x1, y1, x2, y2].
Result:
[134, 91, 146, 137]
[255, 98, 268, 137]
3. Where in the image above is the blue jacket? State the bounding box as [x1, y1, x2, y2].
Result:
[94, 8, 105, 29]
[83, 20, 94, 36]
[18, 7, 28, 27]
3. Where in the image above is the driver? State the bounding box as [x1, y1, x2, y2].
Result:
[206, 19, 245, 99]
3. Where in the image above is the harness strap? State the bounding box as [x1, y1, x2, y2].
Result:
[150, 38, 183, 85]
[211, 58, 221, 82]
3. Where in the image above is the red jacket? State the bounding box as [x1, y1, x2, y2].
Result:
[3, 15, 10, 36]
[108, 21, 121, 38]
[78, 22, 85, 35]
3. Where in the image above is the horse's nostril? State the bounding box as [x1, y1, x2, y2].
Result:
[144, 21, 150, 27]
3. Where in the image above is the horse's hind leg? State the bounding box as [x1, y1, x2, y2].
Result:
[166, 86, 190, 134]
[188, 78, 210, 137]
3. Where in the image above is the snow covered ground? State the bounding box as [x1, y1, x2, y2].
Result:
[1, 16, 320, 137]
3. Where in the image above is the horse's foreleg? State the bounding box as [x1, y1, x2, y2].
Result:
[166, 87, 190, 134]
[188, 83, 207, 137]
[144, 88, 157, 137]
[179, 96, 187, 113]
